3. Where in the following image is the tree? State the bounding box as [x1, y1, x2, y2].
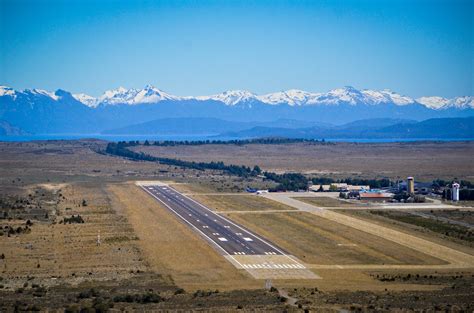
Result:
[252, 165, 262, 175]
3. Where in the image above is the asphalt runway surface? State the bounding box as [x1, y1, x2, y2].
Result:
[141, 184, 285, 256]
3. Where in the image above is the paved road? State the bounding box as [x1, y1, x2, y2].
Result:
[140, 184, 285, 256]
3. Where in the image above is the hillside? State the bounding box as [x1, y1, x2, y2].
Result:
[221, 117, 474, 139]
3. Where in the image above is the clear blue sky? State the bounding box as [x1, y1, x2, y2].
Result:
[0, 0, 472, 98]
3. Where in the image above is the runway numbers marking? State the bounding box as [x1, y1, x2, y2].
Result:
[236, 232, 242, 236]
[243, 237, 253, 242]
[218, 237, 228, 241]
[224, 225, 230, 228]
[203, 225, 209, 228]
[212, 232, 220, 236]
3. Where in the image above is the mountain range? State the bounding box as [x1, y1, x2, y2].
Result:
[0, 85, 473, 136]
[221, 117, 474, 139]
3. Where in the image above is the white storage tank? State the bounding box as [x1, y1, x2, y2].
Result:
[452, 182, 460, 201]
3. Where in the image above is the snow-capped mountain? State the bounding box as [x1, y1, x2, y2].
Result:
[257, 89, 315, 106]
[73, 93, 98, 108]
[0, 86, 17, 98]
[1, 84, 473, 135]
[196, 90, 258, 106]
[2, 84, 473, 110]
[0, 86, 60, 101]
[206, 86, 417, 107]
[417, 96, 474, 110]
[95, 85, 179, 106]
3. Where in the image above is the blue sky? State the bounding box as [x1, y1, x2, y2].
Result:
[0, 0, 472, 98]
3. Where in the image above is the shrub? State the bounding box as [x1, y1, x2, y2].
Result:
[174, 288, 185, 295]
[63, 215, 85, 224]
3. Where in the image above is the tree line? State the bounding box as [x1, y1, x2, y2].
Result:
[140, 138, 331, 147]
[311, 177, 392, 188]
[105, 142, 261, 178]
[432, 179, 474, 189]
[105, 141, 308, 191]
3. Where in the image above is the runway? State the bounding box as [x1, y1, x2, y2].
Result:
[138, 182, 319, 279]
[140, 183, 285, 256]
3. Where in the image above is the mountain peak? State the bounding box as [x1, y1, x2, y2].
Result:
[258, 89, 313, 106]
[197, 90, 257, 106]
[417, 96, 474, 110]
[0, 85, 16, 98]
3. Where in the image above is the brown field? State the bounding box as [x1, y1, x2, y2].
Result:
[293, 196, 361, 207]
[0, 182, 147, 288]
[192, 194, 297, 212]
[0, 140, 473, 311]
[226, 212, 444, 265]
[338, 209, 474, 255]
[135, 141, 474, 180]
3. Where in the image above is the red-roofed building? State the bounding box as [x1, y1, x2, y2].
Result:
[359, 192, 393, 202]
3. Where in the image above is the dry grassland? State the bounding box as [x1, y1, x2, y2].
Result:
[294, 196, 361, 207]
[136, 141, 474, 180]
[0, 141, 217, 187]
[168, 182, 224, 194]
[338, 209, 474, 256]
[0, 182, 148, 290]
[225, 212, 442, 266]
[192, 194, 297, 212]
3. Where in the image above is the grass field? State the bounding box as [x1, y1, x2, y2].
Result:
[0, 182, 148, 290]
[369, 211, 473, 243]
[338, 209, 474, 255]
[135, 141, 474, 180]
[293, 196, 361, 207]
[192, 194, 297, 212]
[226, 212, 444, 265]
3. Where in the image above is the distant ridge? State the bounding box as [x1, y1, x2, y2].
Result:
[102, 118, 320, 135]
[221, 117, 474, 140]
[0, 120, 29, 136]
[1, 85, 473, 135]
